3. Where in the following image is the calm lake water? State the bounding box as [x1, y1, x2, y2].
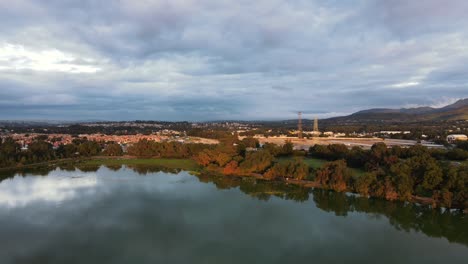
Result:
[0, 164, 467, 264]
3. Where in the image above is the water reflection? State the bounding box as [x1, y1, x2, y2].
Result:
[194, 171, 468, 247]
[0, 172, 97, 207]
[0, 164, 467, 264]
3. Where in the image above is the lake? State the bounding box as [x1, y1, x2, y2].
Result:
[0, 164, 467, 263]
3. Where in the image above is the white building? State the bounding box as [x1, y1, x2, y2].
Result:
[303, 131, 322, 136]
[379, 131, 411, 135]
[447, 134, 467, 143]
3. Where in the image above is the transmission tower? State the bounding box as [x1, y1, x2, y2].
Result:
[298, 112, 303, 139]
[313, 117, 319, 132]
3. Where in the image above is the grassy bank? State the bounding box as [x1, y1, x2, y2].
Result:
[81, 158, 201, 171]
[0, 158, 80, 172]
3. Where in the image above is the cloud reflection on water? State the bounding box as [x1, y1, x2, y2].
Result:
[0, 172, 97, 208]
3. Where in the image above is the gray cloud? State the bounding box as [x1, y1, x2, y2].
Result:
[0, 0, 467, 121]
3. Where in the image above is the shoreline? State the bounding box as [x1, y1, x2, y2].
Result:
[0, 155, 148, 171]
[208, 170, 451, 211]
[1, 156, 465, 212]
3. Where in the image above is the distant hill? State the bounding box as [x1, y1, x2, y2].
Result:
[327, 98, 468, 122]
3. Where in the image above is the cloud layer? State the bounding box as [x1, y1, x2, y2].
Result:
[1, 0, 467, 120]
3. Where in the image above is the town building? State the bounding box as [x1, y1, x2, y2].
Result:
[378, 131, 411, 135]
[446, 134, 467, 143]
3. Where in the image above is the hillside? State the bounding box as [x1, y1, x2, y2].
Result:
[327, 98, 468, 122]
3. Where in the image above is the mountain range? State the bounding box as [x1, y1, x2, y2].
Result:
[326, 98, 468, 122]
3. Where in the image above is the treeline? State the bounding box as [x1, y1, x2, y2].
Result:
[0, 138, 57, 167]
[0, 122, 193, 135]
[0, 136, 215, 168]
[0, 137, 121, 168]
[193, 140, 310, 178]
[187, 128, 237, 140]
[126, 139, 211, 158]
[310, 143, 467, 208]
[310, 141, 468, 166]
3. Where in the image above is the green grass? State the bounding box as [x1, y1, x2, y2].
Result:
[276, 156, 366, 177]
[275, 157, 327, 169]
[82, 158, 200, 171]
[302, 158, 328, 169]
[349, 168, 366, 177]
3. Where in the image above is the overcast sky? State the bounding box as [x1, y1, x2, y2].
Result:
[0, 0, 467, 121]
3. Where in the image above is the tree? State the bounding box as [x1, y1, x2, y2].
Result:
[223, 160, 239, 175]
[346, 146, 367, 167]
[403, 155, 443, 192]
[56, 144, 78, 158]
[389, 162, 414, 200]
[405, 144, 429, 158]
[127, 139, 158, 157]
[239, 150, 274, 173]
[315, 160, 351, 192]
[28, 140, 55, 162]
[240, 137, 259, 148]
[194, 149, 213, 166]
[193, 146, 237, 169]
[264, 158, 309, 180]
[421, 160, 443, 190]
[390, 145, 403, 158]
[455, 141, 468, 151]
[279, 140, 294, 156]
[0, 138, 20, 167]
[370, 143, 388, 160]
[214, 152, 232, 167]
[327, 144, 349, 160]
[263, 143, 282, 156]
[309, 144, 331, 159]
[446, 149, 468, 161]
[103, 143, 123, 156]
[365, 143, 389, 171]
[383, 177, 398, 201]
[354, 172, 377, 196]
[78, 141, 102, 157]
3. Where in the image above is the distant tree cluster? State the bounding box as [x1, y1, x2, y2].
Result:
[310, 143, 468, 167]
[264, 158, 309, 180]
[0, 122, 193, 135]
[126, 139, 209, 158]
[192, 138, 311, 180]
[0, 137, 111, 167]
[103, 142, 124, 156]
[187, 128, 236, 140]
[0, 138, 56, 167]
[308, 143, 467, 208]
